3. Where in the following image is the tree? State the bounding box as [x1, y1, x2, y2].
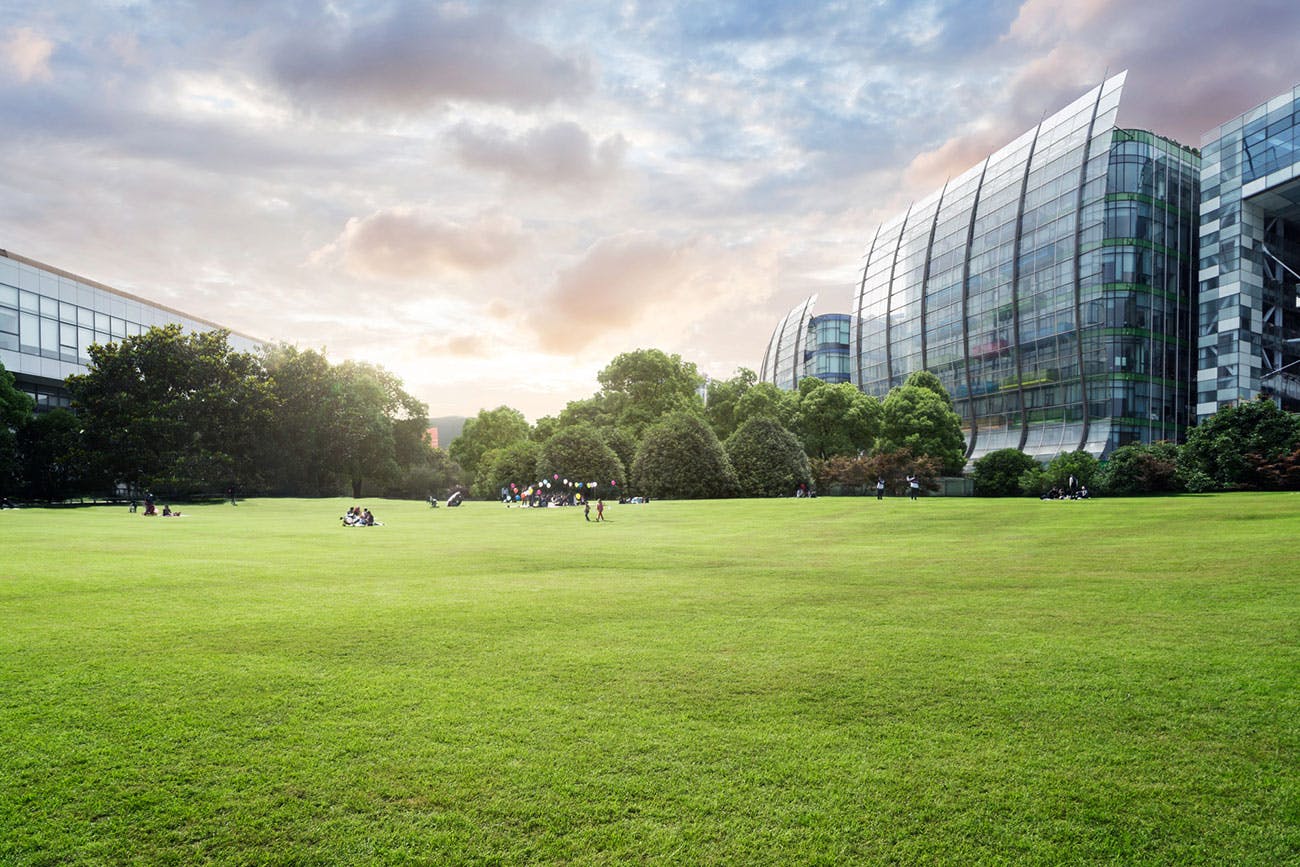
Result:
[17, 409, 95, 501]
[481, 439, 542, 500]
[970, 448, 1040, 497]
[1040, 450, 1099, 493]
[706, 367, 756, 441]
[879, 381, 967, 474]
[1179, 396, 1300, 490]
[0, 360, 34, 494]
[733, 381, 798, 431]
[725, 416, 810, 497]
[536, 423, 625, 500]
[67, 325, 268, 496]
[792, 380, 880, 459]
[600, 426, 638, 474]
[597, 349, 704, 437]
[261, 345, 346, 495]
[448, 406, 530, 492]
[632, 411, 736, 499]
[1097, 442, 1182, 496]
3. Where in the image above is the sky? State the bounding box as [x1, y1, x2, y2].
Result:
[2, 0, 1299, 421]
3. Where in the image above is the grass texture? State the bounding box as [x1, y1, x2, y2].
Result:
[2, 494, 1298, 864]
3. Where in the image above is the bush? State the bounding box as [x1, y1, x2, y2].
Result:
[970, 448, 1040, 497]
[1180, 397, 1300, 490]
[632, 412, 737, 499]
[1097, 442, 1181, 496]
[725, 416, 810, 497]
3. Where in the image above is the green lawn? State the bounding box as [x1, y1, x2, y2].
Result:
[2, 494, 1298, 864]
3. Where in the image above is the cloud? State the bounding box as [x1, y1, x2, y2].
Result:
[450, 121, 627, 187]
[269, 3, 591, 113]
[2, 26, 54, 82]
[319, 209, 526, 280]
[526, 231, 779, 352]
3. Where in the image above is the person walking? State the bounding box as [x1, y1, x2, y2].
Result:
[596, 499, 605, 522]
[584, 500, 591, 522]
[876, 477, 885, 500]
[907, 474, 919, 500]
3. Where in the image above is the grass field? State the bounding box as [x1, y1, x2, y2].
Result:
[2, 494, 1298, 864]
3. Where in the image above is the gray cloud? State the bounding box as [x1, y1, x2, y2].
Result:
[269, 3, 592, 113]
[450, 120, 627, 186]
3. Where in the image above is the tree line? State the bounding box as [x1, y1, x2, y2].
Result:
[968, 396, 1300, 496]
[4, 328, 1297, 502]
[0, 326, 458, 501]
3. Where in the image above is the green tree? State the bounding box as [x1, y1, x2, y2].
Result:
[597, 349, 704, 438]
[725, 416, 810, 497]
[879, 381, 967, 474]
[632, 411, 736, 499]
[705, 367, 756, 441]
[792, 380, 880, 459]
[1097, 442, 1182, 496]
[449, 406, 530, 493]
[600, 426, 638, 474]
[481, 439, 542, 500]
[733, 381, 798, 431]
[1179, 396, 1300, 490]
[530, 415, 561, 444]
[68, 325, 268, 496]
[0, 360, 34, 494]
[1042, 450, 1099, 493]
[536, 423, 625, 500]
[261, 345, 346, 495]
[970, 448, 1040, 497]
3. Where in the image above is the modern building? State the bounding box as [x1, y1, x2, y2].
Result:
[758, 294, 851, 389]
[850, 72, 1200, 462]
[759, 71, 1224, 462]
[1198, 86, 1300, 417]
[0, 249, 261, 411]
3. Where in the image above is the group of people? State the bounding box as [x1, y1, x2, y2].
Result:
[1041, 485, 1091, 500]
[341, 506, 379, 526]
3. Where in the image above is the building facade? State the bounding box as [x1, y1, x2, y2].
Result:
[758, 295, 851, 389]
[0, 250, 260, 411]
[1198, 86, 1300, 417]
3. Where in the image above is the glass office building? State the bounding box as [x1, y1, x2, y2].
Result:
[1198, 85, 1300, 417]
[0, 249, 261, 411]
[759, 295, 851, 388]
[847, 72, 1200, 461]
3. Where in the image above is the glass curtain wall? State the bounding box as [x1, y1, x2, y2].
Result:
[851, 73, 1198, 460]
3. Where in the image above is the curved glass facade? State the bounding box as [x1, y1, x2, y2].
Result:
[849, 73, 1200, 461]
[759, 294, 817, 390]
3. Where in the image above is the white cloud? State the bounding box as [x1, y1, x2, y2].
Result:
[2, 26, 54, 82]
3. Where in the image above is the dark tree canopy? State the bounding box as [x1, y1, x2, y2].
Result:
[481, 439, 542, 500]
[67, 325, 268, 496]
[0, 360, 34, 492]
[632, 411, 736, 499]
[970, 448, 1040, 497]
[725, 415, 810, 497]
[1180, 396, 1300, 490]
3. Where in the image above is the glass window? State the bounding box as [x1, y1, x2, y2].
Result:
[59, 301, 76, 323]
[41, 318, 58, 355]
[0, 284, 15, 308]
[20, 312, 38, 352]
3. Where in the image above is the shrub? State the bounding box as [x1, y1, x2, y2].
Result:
[970, 448, 1040, 497]
[725, 416, 810, 497]
[632, 412, 737, 499]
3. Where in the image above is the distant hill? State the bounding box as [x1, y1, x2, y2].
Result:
[429, 416, 467, 450]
